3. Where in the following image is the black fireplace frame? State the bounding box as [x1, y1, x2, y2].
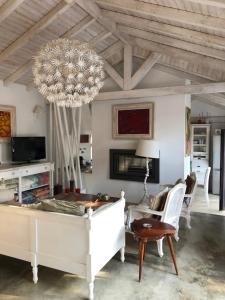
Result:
[110, 149, 159, 183]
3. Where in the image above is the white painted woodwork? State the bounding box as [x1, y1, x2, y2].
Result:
[123, 45, 132, 90]
[89, 31, 112, 46]
[63, 15, 95, 38]
[4, 61, 33, 86]
[76, 0, 130, 45]
[103, 60, 124, 89]
[96, 82, 225, 101]
[3, 14, 96, 85]
[183, 0, 225, 9]
[132, 38, 225, 76]
[130, 53, 161, 89]
[0, 192, 126, 300]
[0, 0, 77, 63]
[153, 65, 225, 107]
[0, 162, 54, 203]
[193, 95, 225, 109]
[103, 10, 225, 52]
[133, 46, 225, 84]
[97, 0, 225, 36]
[194, 99, 225, 109]
[100, 41, 123, 59]
[119, 25, 225, 62]
[0, 0, 26, 24]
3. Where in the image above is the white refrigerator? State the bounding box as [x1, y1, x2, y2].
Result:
[212, 135, 221, 195]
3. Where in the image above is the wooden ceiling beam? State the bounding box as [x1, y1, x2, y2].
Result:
[152, 64, 225, 106]
[97, 0, 225, 36]
[133, 46, 225, 84]
[89, 31, 112, 46]
[0, 0, 26, 24]
[4, 60, 32, 86]
[0, 0, 77, 63]
[131, 37, 225, 79]
[103, 59, 124, 89]
[103, 10, 225, 52]
[184, 0, 225, 9]
[193, 95, 225, 109]
[63, 15, 95, 38]
[123, 45, 132, 90]
[96, 82, 225, 101]
[100, 40, 123, 59]
[130, 52, 161, 89]
[76, 0, 130, 45]
[3, 14, 96, 86]
[119, 25, 225, 62]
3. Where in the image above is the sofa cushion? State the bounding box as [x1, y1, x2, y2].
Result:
[149, 187, 169, 212]
[39, 199, 86, 216]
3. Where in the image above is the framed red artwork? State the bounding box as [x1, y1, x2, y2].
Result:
[0, 105, 16, 143]
[112, 102, 154, 139]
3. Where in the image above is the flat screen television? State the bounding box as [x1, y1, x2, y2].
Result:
[11, 137, 46, 162]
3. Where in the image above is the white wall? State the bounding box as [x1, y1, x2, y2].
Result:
[0, 81, 47, 163]
[83, 69, 189, 202]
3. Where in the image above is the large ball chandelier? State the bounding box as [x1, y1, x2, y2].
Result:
[32, 39, 105, 107]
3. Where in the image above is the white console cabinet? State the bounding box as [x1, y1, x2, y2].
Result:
[0, 162, 54, 203]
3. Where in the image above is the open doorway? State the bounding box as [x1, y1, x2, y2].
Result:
[191, 101, 225, 216]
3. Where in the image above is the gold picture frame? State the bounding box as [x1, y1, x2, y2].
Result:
[0, 105, 16, 143]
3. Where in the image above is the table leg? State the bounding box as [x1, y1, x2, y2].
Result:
[139, 240, 146, 282]
[143, 242, 147, 261]
[166, 235, 178, 275]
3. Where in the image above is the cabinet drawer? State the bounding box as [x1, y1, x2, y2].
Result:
[192, 159, 208, 168]
[0, 169, 20, 179]
[21, 164, 51, 177]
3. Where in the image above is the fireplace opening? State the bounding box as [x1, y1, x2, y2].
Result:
[110, 149, 159, 183]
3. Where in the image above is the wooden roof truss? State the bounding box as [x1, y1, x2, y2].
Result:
[0, 0, 224, 108]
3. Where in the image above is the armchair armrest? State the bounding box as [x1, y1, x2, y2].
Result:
[160, 184, 174, 189]
[126, 204, 163, 231]
[183, 193, 193, 207]
[184, 193, 193, 198]
[128, 205, 164, 217]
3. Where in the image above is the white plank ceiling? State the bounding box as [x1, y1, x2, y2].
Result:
[0, 0, 225, 107]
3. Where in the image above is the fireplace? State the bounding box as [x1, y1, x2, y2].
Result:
[110, 149, 159, 183]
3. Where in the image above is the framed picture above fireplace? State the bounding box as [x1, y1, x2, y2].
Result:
[110, 149, 159, 183]
[112, 102, 154, 139]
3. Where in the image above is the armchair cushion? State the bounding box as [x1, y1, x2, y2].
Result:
[175, 178, 185, 185]
[149, 187, 169, 211]
[185, 173, 196, 194]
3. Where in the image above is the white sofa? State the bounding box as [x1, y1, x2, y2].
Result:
[0, 192, 126, 300]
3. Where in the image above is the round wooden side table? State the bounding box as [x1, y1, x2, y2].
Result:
[131, 218, 178, 282]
